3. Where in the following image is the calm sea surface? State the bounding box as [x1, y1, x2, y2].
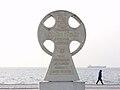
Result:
[0, 67, 120, 84]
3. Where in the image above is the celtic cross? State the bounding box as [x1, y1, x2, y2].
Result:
[38, 10, 86, 81]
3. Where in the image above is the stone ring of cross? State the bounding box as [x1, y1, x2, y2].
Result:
[38, 10, 86, 56]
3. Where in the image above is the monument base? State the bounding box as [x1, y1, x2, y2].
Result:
[39, 81, 85, 90]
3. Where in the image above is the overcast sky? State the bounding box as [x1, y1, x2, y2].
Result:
[0, 0, 120, 67]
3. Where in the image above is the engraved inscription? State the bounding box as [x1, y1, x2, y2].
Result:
[50, 58, 73, 75]
[53, 31, 79, 39]
[51, 70, 72, 75]
[60, 48, 65, 53]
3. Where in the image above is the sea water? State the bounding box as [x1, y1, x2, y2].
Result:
[0, 67, 120, 84]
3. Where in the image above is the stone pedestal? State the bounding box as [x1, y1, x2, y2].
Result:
[39, 81, 85, 90]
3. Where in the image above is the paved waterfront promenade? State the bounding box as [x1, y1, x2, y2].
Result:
[0, 84, 120, 90]
[86, 84, 120, 90]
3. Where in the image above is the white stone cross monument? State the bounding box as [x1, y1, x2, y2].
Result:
[38, 10, 86, 90]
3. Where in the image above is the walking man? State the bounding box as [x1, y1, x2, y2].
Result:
[96, 70, 104, 85]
